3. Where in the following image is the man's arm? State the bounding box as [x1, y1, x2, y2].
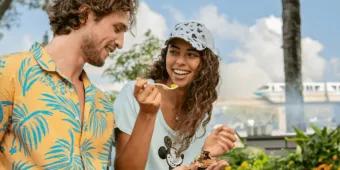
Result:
[0, 60, 15, 141]
[114, 78, 161, 170]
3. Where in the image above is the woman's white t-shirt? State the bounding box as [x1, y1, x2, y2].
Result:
[114, 81, 208, 170]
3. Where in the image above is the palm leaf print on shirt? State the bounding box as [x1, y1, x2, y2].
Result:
[88, 105, 107, 137]
[80, 139, 95, 169]
[12, 104, 52, 155]
[30, 43, 49, 69]
[18, 57, 43, 96]
[40, 93, 81, 133]
[0, 100, 12, 123]
[12, 160, 35, 170]
[0, 58, 6, 75]
[44, 130, 83, 170]
[98, 135, 114, 169]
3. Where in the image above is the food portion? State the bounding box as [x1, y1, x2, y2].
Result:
[170, 83, 178, 89]
[193, 151, 218, 170]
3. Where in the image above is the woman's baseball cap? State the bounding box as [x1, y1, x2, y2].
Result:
[165, 21, 217, 55]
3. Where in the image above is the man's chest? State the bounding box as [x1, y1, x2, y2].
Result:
[72, 80, 85, 119]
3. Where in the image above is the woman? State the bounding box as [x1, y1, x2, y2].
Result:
[114, 21, 236, 170]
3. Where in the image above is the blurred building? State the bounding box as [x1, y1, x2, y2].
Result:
[212, 82, 340, 136]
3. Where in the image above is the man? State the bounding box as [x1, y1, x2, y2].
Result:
[0, 0, 137, 169]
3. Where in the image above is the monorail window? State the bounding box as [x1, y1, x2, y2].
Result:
[259, 85, 269, 90]
[315, 86, 320, 91]
[332, 85, 337, 90]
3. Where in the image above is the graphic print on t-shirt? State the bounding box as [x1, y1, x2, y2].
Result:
[158, 136, 184, 170]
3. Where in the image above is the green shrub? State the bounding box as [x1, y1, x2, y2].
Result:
[221, 126, 340, 170]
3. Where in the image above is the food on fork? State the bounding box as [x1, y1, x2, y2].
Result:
[193, 151, 218, 170]
[154, 83, 178, 90]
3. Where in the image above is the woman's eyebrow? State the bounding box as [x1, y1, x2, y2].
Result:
[169, 44, 180, 49]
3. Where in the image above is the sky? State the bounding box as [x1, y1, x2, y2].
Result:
[0, 0, 339, 100]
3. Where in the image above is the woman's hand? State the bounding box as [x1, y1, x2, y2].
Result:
[173, 160, 229, 170]
[203, 125, 236, 157]
[173, 164, 197, 170]
[205, 160, 229, 170]
[134, 78, 161, 116]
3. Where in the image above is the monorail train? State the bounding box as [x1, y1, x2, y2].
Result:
[254, 82, 340, 103]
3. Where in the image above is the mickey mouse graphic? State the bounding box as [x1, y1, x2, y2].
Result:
[158, 136, 184, 170]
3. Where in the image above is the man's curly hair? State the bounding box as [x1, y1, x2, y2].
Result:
[147, 42, 220, 154]
[47, 0, 138, 35]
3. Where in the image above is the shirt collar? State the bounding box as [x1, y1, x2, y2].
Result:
[81, 70, 92, 90]
[30, 42, 57, 72]
[30, 42, 92, 89]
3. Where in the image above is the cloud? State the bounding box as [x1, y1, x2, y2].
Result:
[85, 2, 168, 91]
[164, 6, 185, 22]
[219, 62, 271, 99]
[301, 38, 326, 81]
[232, 16, 284, 82]
[121, 2, 167, 51]
[197, 5, 248, 42]
[327, 57, 340, 81]
[195, 5, 327, 100]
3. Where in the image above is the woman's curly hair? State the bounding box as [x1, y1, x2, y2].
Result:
[47, 0, 138, 35]
[147, 42, 220, 154]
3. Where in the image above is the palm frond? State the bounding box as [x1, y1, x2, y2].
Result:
[88, 106, 107, 137]
[0, 100, 12, 122]
[12, 104, 52, 155]
[85, 85, 96, 103]
[99, 96, 114, 113]
[12, 160, 35, 170]
[44, 130, 83, 170]
[81, 139, 95, 169]
[18, 57, 43, 96]
[40, 93, 81, 133]
[98, 135, 114, 168]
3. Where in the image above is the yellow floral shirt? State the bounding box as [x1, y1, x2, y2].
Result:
[0, 43, 115, 169]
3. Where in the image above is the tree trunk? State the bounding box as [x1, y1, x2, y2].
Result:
[0, 0, 12, 21]
[0, 0, 49, 25]
[282, 0, 306, 132]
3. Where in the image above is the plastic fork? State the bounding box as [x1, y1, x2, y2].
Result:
[153, 83, 178, 90]
[213, 124, 244, 148]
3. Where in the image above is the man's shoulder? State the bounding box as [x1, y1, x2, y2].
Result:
[90, 86, 114, 113]
[89, 85, 111, 102]
[92, 86, 105, 97]
[1, 51, 32, 61]
[0, 51, 33, 74]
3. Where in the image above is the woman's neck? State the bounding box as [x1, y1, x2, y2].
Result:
[159, 81, 187, 130]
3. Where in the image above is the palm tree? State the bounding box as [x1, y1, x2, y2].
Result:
[0, 0, 50, 39]
[282, 0, 306, 132]
[0, 0, 49, 21]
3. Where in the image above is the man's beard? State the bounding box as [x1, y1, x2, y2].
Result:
[80, 34, 105, 67]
